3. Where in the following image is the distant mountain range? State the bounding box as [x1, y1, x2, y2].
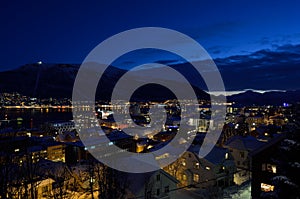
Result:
[0, 63, 208, 101]
[0, 63, 299, 105]
[228, 90, 300, 106]
[0, 63, 80, 98]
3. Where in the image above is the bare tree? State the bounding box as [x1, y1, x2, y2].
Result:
[48, 164, 73, 199]
[19, 152, 41, 199]
[0, 151, 16, 198]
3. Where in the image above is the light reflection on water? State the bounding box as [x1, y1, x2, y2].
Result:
[0, 108, 73, 128]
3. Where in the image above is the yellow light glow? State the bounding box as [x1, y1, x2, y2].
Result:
[261, 183, 275, 192]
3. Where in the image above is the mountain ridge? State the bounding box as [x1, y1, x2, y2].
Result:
[0, 63, 299, 104]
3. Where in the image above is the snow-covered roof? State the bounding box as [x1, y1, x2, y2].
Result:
[225, 135, 266, 151]
[205, 146, 230, 165]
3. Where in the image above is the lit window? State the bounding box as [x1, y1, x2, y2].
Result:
[195, 162, 200, 169]
[205, 166, 210, 170]
[182, 174, 187, 181]
[193, 174, 200, 182]
[261, 183, 275, 192]
[262, 163, 277, 173]
[266, 164, 277, 173]
[225, 152, 228, 159]
[182, 161, 186, 166]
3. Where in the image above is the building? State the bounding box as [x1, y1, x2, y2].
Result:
[47, 143, 65, 162]
[45, 121, 75, 135]
[65, 141, 89, 164]
[35, 178, 55, 199]
[10, 178, 55, 199]
[188, 118, 210, 133]
[250, 135, 285, 199]
[164, 146, 235, 189]
[224, 135, 266, 185]
[125, 169, 179, 199]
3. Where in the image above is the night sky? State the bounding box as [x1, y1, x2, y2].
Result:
[0, 0, 300, 91]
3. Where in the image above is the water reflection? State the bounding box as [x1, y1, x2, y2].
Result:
[0, 108, 73, 128]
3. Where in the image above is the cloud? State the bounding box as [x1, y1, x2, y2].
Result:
[256, 33, 300, 47]
[112, 42, 300, 91]
[214, 44, 300, 90]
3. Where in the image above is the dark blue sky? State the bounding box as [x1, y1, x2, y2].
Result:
[0, 0, 300, 72]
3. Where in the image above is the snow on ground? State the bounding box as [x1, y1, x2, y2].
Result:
[224, 182, 251, 199]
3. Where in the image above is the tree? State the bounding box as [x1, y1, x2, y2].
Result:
[19, 152, 41, 199]
[94, 162, 120, 199]
[0, 151, 16, 198]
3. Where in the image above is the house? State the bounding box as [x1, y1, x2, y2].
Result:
[164, 146, 235, 189]
[250, 135, 285, 199]
[35, 178, 55, 198]
[224, 135, 266, 185]
[9, 177, 55, 199]
[125, 169, 179, 199]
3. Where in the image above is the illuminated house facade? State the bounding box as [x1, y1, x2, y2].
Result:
[224, 135, 266, 185]
[164, 146, 235, 189]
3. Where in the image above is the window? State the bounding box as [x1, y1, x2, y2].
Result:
[267, 164, 277, 173]
[182, 174, 187, 181]
[205, 166, 210, 170]
[261, 183, 275, 192]
[193, 174, 199, 182]
[262, 163, 277, 173]
[42, 186, 49, 197]
[182, 160, 186, 166]
[218, 166, 225, 173]
[188, 154, 192, 158]
[194, 162, 200, 169]
[156, 188, 160, 196]
[262, 163, 266, 171]
[42, 186, 48, 193]
[156, 174, 160, 181]
[225, 152, 229, 159]
[240, 151, 245, 158]
[164, 186, 170, 193]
